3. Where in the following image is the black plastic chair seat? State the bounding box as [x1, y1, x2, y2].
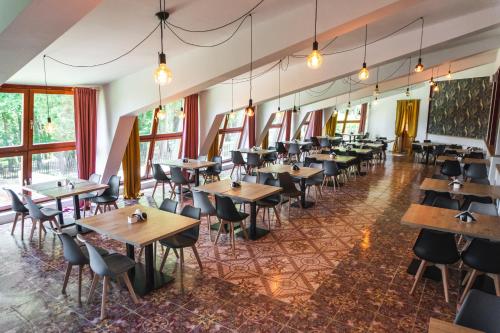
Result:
[462, 239, 500, 274]
[421, 191, 451, 206]
[306, 177, 323, 186]
[159, 234, 197, 249]
[257, 197, 281, 207]
[101, 253, 136, 276]
[79, 192, 98, 201]
[455, 290, 500, 332]
[413, 229, 460, 264]
[91, 195, 118, 204]
[40, 207, 62, 218]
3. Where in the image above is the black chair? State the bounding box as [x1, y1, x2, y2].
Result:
[440, 160, 462, 178]
[256, 178, 282, 230]
[4, 188, 31, 240]
[306, 163, 324, 199]
[410, 197, 460, 302]
[24, 195, 62, 248]
[300, 143, 312, 157]
[203, 156, 222, 183]
[412, 143, 424, 163]
[230, 151, 246, 179]
[319, 137, 330, 149]
[288, 143, 301, 162]
[258, 172, 275, 185]
[277, 172, 302, 216]
[79, 235, 138, 321]
[323, 160, 341, 191]
[303, 156, 317, 167]
[423, 139, 431, 143]
[262, 150, 278, 166]
[57, 232, 108, 306]
[310, 137, 321, 150]
[170, 166, 191, 206]
[432, 145, 446, 163]
[421, 190, 451, 206]
[151, 164, 173, 200]
[158, 205, 202, 291]
[465, 151, 485, 159]
[455, 290, 500, 332]
[246, 153, 262, 175]
[193, 191, 217, 241]
[276, 142, 288, 162]
[215, 195, 249, 251]
[91, 175, 120, 214]
[464, 163, 488, 181]
[79, 173, 101, 218]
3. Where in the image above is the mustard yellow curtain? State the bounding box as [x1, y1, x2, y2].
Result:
[406, 100, 420, 139]
[207, 133, 220, 161]
[393, 99, 420, 153]
[261, 132, 269, 149]
[122, 118, 141, 199]
[324, 113, 337, 136]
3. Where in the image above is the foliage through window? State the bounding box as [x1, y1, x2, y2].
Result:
[336, 104, 362, 134]
[218, 110, 246, 163]
[0, 92, 23, 148]
[33, 93, 75, 144]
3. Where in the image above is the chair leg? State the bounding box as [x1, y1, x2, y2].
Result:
[113, 202, 118, 210]
[100, 276, 109, 321]
[460, 269, 478, 304]
[239, 221, 249, 240]
[29, 218, 36, 241]
[180, 248, 184, 293]
[20, 214, 25, 240]
[207, 215, 213, 242]
[272, 206, 281, 227]
[410, 260, 426, 295]
[87, 274, 99, 305]
[230, 166, 235, 178]
[137, 247, 144, 263]
[152, 181, 158, 197]
[491, 274, 500, 297]
[77, 265, 83, 307]
[230, 223, 235, 251]
[122, 273, 139, 304]
[159, 247, 171, 273]
[162, 182, 165, 200]
[62, 263, 72, 295]
[173, 248, 179, 258]
[214, 221, 225, 245]
[438, 264, 450, 303]
[192, 245, 203, 270]
[38, 220, 43, 248]
[11, 212, 19, 236]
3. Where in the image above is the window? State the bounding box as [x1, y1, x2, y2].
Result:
[137, 99, 184, 178]
[297, 112, 312, 140]
[336, 105, 362, 134]
[268, 111, 285, 146]
[218, 110, 246, 162]
[0, 86, 75, 209]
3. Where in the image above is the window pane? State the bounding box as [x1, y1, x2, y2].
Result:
[300, 124, 308, 140]
[268, 128, 280, 147]
[346, 106, 361, 121]
[152, 139, 181, 164]
[140, 141, 150, 177]
[226, 110, 245, 128]
[0, 156, 23, 207]
[344, 122, 360, 134]
[220, 132, 240, 161]
[335, 123, 344, 134]
[31, 150, 78, 185]
[33, 93, 75, 144]
[138, 110, 154, 136]
[272, 111, 285, 125]
[157, 100, 183, 134]
[0, 92, 24, 148]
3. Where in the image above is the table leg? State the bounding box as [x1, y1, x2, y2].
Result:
[72, 194, 84, 233]
[195, 169, 200, 187]
[292, 178, 314, 208]
[144, 244, 155, 292]
[238, 201, 269, 240]
[56, 198, 64, 225]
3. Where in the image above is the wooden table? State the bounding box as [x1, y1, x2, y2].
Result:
[428, 318, 482, 333]
[435, 156, 489, 165]
[76, 204, 200, 295]
[257, 164, 322, 209]
[401, 203, 500, 241]
[334, 147, 372, 154]
[193, 180, 282, 240]
[420, 178, 500, 199]
[283, 141, 311, 146]
[308, 153, 356, 164]
[237, 148, 276, 155]
[23, 179, 108, 232]
[162, 159, 216, 186]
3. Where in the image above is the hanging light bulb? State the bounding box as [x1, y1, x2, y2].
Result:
[157, 105, 166, 120]
[405, 87, 410, 97]
[373, 96, 378, 105]
[358, 25, 369, 80]
[415, 58, 424, 73]
[307, 0, 323, 69]
[45, 117, 55, 134]
[245, 99, 255, 117]
[433, 83, 440, 92]
[446, 64, 452, 80]
[414, 18, 425, 72]
[373, 83, 380, 97]
[153, 8, 172, 85]
[428, 76, 435, 86]
[245, 14, 255, 117]
[178, 106, 185, 119]
[42, 56, 56, 134]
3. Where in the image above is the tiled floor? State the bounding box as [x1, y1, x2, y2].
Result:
[0, 156, 462, 332]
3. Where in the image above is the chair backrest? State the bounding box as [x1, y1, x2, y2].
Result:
[215, 195, 245, 222]
[412, 143, 423, 152]
[243, 175, 257, 183]
[454, 289, 500, 333]
[432, 196, 460, 210]
[465, 163, 488, 180]
[471, 178, 490, 185]
[311, 137, 320, 147]
[468, 202, 498, 216]
[465, 152, 485, 159]
[277, 172, 298, 194]
[323, 160, 339, 176]
[246, 153, 261, 166]
[231, 151, 245, 165]
[288, 143, 300, 155]
[57, 232, 88, 265]
[423, 139, 431, 143]
[258, 172, 275, 185]
[264, 178, 281, 202]
[192, 191, 216, 215]
[212, 156, 223, 173]
[101, 175, 120, 198]
[152, 164, 169, 181]
[440, 160, 461, 177]
[434, 145, 446, 155]
[303, 157, 317, 167]
[276, 142, 287, 154]
[80, 237, 112, 276]
[23, 195, 46, 220]
[309, 163, 324, 180]
[170, 166, 188, 184]
[179, 205, 201, 239]
[159, 198, 178, 213]
[88, 173, 101, 184]
[3, 188, 28, 213]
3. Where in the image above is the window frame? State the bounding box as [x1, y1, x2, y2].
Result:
[268, 111, 286, 145]
[218, 111, 247, 163]
[336, 106, 362, 134]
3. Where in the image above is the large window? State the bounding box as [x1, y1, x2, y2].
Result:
[336, 105, 362, 134]
[297, 112, 312, 140]
[268, 111, 285, 147]
[218, 110, 246, 162]
[0, 86, 75, 209]
[137, 100, 184, 178]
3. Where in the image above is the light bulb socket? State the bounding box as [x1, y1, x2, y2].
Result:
[158, 53, 166, 65]
[362, 62, 367, 69]
[47, 117, 52, 123]
[156, 11, 170, 21]
[278, 106, 280, 111]
[312, 41, 319, 51]
[248, 98, 253, 107]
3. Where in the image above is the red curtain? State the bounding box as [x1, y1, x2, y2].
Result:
[284, 110, 292, 141]
[305, 110, 323, 139]
[182, 94, 199, 159]
[74, 88, 97, 180]
[359, 103, 368, 133]
[248, 110, 256, 148]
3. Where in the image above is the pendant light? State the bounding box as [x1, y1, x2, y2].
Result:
[433, 67, 440, 92]
[446, 63, 452, 80]
[333, 97, 338, 116]
[42, 55, 55, 134]
[156, 84, 166, 120]
[292, 93, 298, 113]
[414, 17, 424, 72]
[358, 24, 369, 80]
[306, 0, 323, 69]
[229, 79, 235, 119]
[373, 96, 379, 105]
[245, 14, 255, 117]
[178, 106, 185, 119]
[154, 0, 172, 85]
[428, 67, 435, 87]
[277, 60, 281, 112]
[373, 67, 380, 97]
[406, 57, 411, 97]
[298, 91, 301, 112]
[347, 78, 352, 112]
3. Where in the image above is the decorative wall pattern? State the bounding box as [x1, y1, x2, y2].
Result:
[428, 77, 492, 139]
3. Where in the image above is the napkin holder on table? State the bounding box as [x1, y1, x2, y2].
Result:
[454, 211, 476, 223]
[128, 209, 147, 224]
[292, 164, 300, 171]
[231, 181, 241, 188]
[448, 179, 463, 190]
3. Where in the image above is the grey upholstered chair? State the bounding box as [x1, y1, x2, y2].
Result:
[193, 191, 217, 241]
[24, 195, 62, 248]
[152, 164, 173, 200]
[79, 173, 101, 217]
[170, 166, 191, 207]
[91, 175, 120, 214]
[455, 290, 500, 332]
[4, 188, 31, 240]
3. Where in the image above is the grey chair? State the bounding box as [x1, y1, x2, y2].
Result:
[243, 174, 257, 184]
[91, 175, 120, 214]
[158, 205, 202, 291]
[170, 166, 191, 207]
[277, 172, 302, 216]
[230, 151, 246, 180]
[256, 178, 282, 230]
[464, 163, 488, 181]
[258, 172, 275, 185]
[79, 173, 101, 218]
[57, 232, 108, 306]
[202, 156, 222, 183]
[323, 160, 341, 191]
[193, 191, 217, 241]
[4, 188, 32, 240]
[78, 235, 138, 321]
[306, 163, 324, 199]
[151, 164, 173, 200]
[288, 143, 301, 162]
[455, 290, 500, 332]
[246, 153, 262, 175]
[215, 195, 249, 251]
[24, 195, 62, 248]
